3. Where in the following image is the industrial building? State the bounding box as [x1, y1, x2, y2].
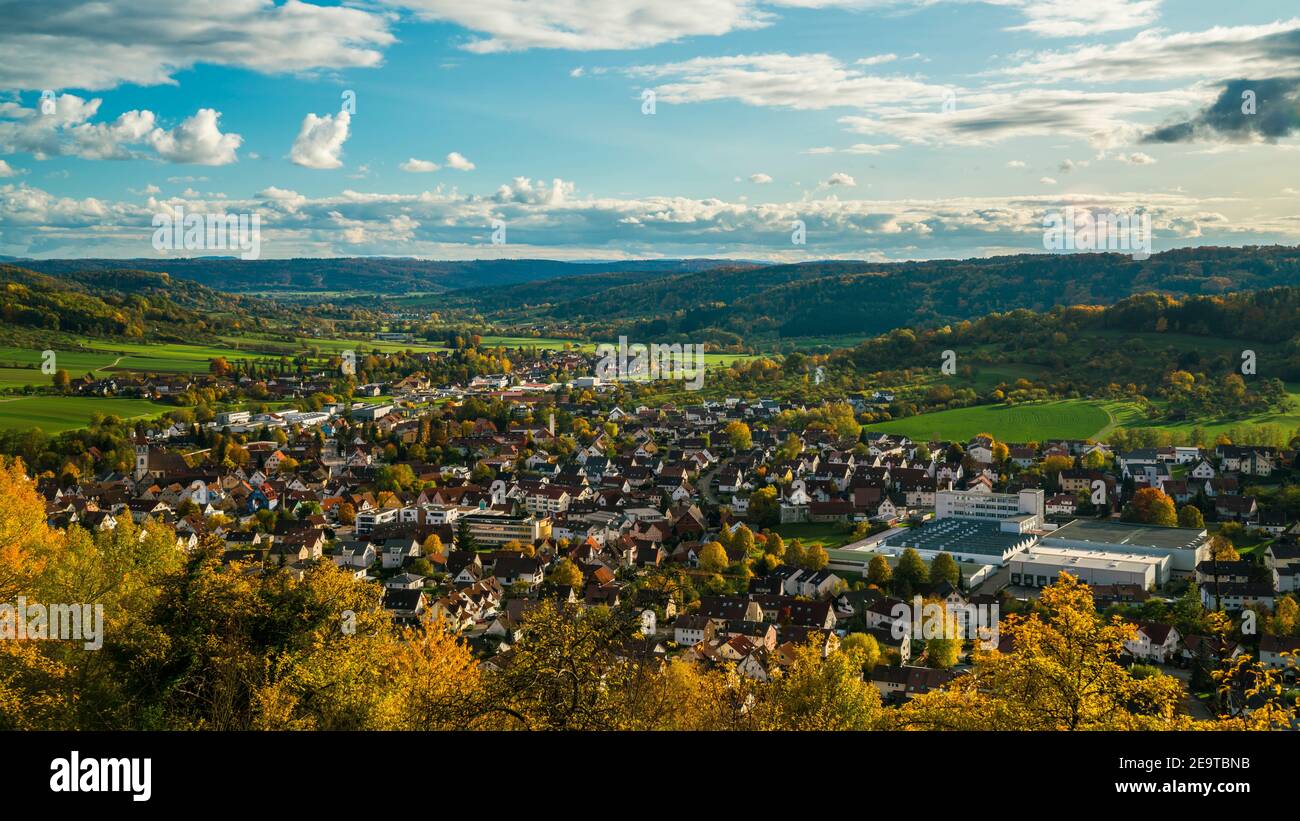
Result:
[879, 517, 1038, 565]
[1008, 545, 1170, 589]
[1040, 519, 1209, 575]
[935, 488, 1044, 528]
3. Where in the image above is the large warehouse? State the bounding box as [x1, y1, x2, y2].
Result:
[879, 517, 1038, 565]
[1040, 519, 1209, 575]
[1008, 545, 1170, 589]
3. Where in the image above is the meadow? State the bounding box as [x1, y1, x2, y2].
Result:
[0, 396, 170, 433]
[869, 400, 1113, 442]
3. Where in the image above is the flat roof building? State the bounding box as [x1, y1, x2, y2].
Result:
[1042, 519, 1209, 575]
[936, 488, 1044, 530]
[879, 517, 1038, 566]
[1008, 545, 1170, 589]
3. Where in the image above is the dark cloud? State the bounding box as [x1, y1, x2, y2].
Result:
[1143, 78, 1300, 143]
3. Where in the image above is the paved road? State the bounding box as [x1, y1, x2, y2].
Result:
[698, 457, 730, 506]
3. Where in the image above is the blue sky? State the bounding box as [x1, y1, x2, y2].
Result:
[2, 0, 1299, 261]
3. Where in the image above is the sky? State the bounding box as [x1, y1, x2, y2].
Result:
[2, 0, 1300, 263]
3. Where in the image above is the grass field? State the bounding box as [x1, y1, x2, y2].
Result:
[0, 397, 170, 433]
[869, 400, 1113, 442]
[771, 521, 857, 550]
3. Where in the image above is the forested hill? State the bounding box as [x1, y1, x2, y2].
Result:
[10, 257, 739, 294]
[0, 264, 302, 343]
[470, 245, 1300, 343]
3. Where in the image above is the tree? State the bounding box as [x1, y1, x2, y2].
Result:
[930, 552, 960, 588]
[548, 558, 583, 588]
[748, 486, 780, 527]
[699, 542, 729, 574]
[753, 639, 883, 731]
[422, 533, 444, 557]
[731, 524, 755, 558]
[1267, 595, 1299, 636]
[1177, 504, 1204, 529]
[52, 369, 70, 391]
[840, 633, 881, 671]
[867, 554, 893, 588]
[725, 421, 752, 451]
[895, 548, 929, 597]
[764, 531, 786, 559]
[1122, 487, 1177, 527]
[896, 574, 1187, 730]
[802, 544, 829, 571]
[455, 518, 479, 552]
[784, 539, 806, 569]
[923, 602, 962, 669]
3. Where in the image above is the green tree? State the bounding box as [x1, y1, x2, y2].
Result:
[895, 548, 929, 597]
[930, 552, 960, 588]
[1177, 504, 1205, 529]
[748, 486, 780, 527]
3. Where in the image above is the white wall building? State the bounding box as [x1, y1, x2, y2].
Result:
[1008, 545, 1170, 588]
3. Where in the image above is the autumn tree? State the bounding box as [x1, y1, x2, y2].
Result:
[548, 558, 583, 588]
[1177, 504, 1204, 529]
[867, 554, 893, 588]
[1122, 487, 1177, 527]
[896, 574, 1187, 730]
[699, 541, 729, 574]
[725, 421, 752, 451]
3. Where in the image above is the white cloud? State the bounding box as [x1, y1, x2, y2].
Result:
[0, 0, 395, 91]
[388, 0, 772, 52]
[0, 160, 18, 177]
[446, 151, 476, 171]
[1039, 176, 1058, 185]
[147, 109, 241, 165]
[2, 175, 1292, 261]
[749, 173, 773, 183]
[380, 1, 1160, 57]
[1001, 18, 1300, 84]
[1117, 152, 1157, 165]
[839, 87, 1201, 148]
[997, 0, 1162, 38]
[290, 111, 351, 169]
[0, 94, 240, 164]
[401, 158, 440, 173]
[1006, 160, 1027, 168]
[628, 52, 945, 111]
[823, 171, 856, 186]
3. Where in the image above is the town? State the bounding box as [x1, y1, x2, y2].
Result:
[7, 331, 1296, 731]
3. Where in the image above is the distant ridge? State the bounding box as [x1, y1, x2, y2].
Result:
[13, 257, 742, 294]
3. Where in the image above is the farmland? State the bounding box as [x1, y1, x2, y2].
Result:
[868, 400, 1113, 442]
[0, 396, 170, 433]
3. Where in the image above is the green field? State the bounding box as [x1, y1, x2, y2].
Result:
[869, 400, 1112, 442]
[771, 521, 857, 550]
[0, 397, 170, 433]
